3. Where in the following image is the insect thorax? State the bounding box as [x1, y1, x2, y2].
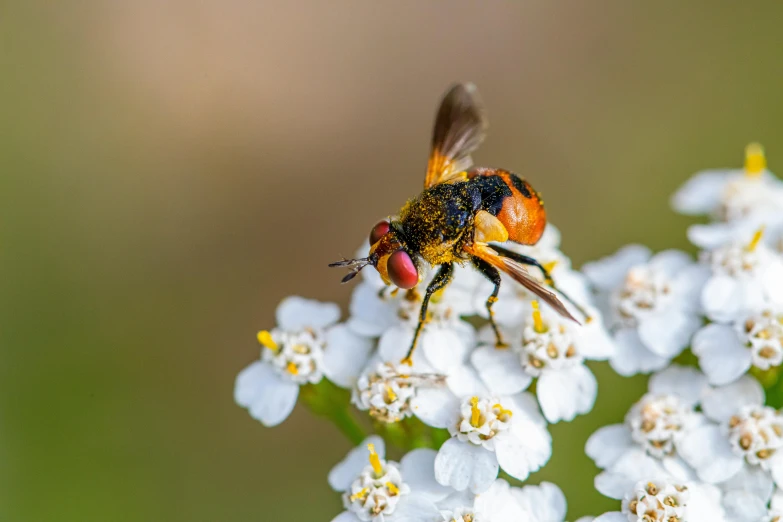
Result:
[398, 183, 479, 266]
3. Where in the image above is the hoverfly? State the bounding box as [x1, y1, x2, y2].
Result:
[330, 83, 585, 365]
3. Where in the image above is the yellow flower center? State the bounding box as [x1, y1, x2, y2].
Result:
[257, 330, 278, 352]
[367, 444, 383, 475]
[349, 487, 369, 502]
[747, 226, 765, 252]
[286, 361, 298, 375]
[384, 385, 398, 403]
[531, 300, 547, 333]
[385, 482, 399, 495]
[745, 142, 766, 177]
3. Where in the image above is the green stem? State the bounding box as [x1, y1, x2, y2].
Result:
[330, 406, 368, 446]
[300, 380, 367, 445]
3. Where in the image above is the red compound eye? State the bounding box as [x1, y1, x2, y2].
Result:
[388, 250, 418, 289]
[369, 221, 391, 245]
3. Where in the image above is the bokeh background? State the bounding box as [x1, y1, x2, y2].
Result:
[3, 2, 783, 520]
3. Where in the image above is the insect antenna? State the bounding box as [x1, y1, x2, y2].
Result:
[328, 255, 376, 283]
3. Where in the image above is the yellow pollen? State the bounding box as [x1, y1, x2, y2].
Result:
[744, 142, 766, 176]
[385, 482, 400, 495]
[531, 300, 547, 333]
[367, 444, 383, 475]
[385, 385, 398, 403]
[470, 396, 481, 427]
[286, 361, 298, 375]
[543, 260, 558, 274]
[349, 487, 369, 502]
[257, 330, 278, 351]
[747, 227, 765, 252]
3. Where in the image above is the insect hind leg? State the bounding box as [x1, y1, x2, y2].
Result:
[402, 263, 454, 366]
[491, 244, 592, 322]
[471, 256, 508, 348]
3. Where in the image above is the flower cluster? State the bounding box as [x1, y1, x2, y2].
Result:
[234, 143, 783, 521]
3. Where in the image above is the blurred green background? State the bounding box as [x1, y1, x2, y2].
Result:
[2, 2, 783, 520]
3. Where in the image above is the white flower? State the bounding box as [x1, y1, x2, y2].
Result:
[679, 376, 783, 486]
[671, 142, 783, 222]
[720, 468, 776, 522]
[594, 478, 726, 522]
[415, 373, 551, 493]
[587, 366, 707, 483]
[699, 229, 783, 323]
[583, 247, 708, 376]
[329, 436, 450, 522]
[234, 296, 373, 427]
[693, 307, 783, 385]
[471, 300, 614, 423]
[352, 360, 446, 424]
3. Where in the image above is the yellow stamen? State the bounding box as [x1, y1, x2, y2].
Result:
[531, 300, 547, 333]
[286, 361, 298, 375]
[470, 396, 481, 427]
[747, 227, 765, 252]
[745, 142, 766, 176]
[493, 403, 513, 419]
[367, 444, 383, 475]
[349, 487, 369, 502]
[257, 330, 278, 351]
[385, 482, 400, 495]
[385, 385, 398, 403]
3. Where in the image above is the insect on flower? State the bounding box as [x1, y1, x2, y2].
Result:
[330, 83, 587, 365]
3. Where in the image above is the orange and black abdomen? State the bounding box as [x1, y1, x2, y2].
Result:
[467, 167, 547, 245]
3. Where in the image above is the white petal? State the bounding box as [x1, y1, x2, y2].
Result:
[470, 346, 532, 395]
[610, 328, 669, 376]
[494, 419, 552, 481]
[701, 376, 764, 422]
[576, 317, 616, 361]
[670, 168, 731, 215]
[537, 365, 597, 423]
[721, 465, 774, 502]
[688, 222, 737, 249]
[595, 449, 667, 499]
[434, 438, 499, 493]
[347, 282, 397, 337]
[585, 425, 634, 469]
[637, 309, 701, 358]
[327, 435, 385, 491]
[648, 249, 693, 277]
[391, 493, 442, 522]
[582, 244, 652, 291]
[763, 259, 783, 305]
[411, 388, 459, 429]
[648, 364, 708, 407]
[446, 365, 489, 397]
[234, 361, 299, 427]
[508, 392, 547, 426]
[692, 323, 751, 386]
[378, 326, 428, 369]
[673, 264, 712, 314]
[512, 481, 567, 522]
[322, 324, 374, 388]
[723, 490, 768, 522]
[276, 296, 340, 330]
[475, 479, 529, 521]
[399, 449, 452, 502]
[701, 276, 746, 323]
[421, 325, 471, 372]
[768, 452, 783, 486]
[661, 455, 697, 481]
[678, 424, 743, 483]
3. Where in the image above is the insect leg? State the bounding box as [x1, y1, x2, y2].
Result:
[401, 263, 454, 366]
[491, 244, 591, 321]
[471, 256, 507, 348]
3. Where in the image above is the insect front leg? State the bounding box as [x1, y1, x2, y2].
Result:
[401, 263, 454, 366]
[491, 244, 591, 322]
[471, 256, 507, 348]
